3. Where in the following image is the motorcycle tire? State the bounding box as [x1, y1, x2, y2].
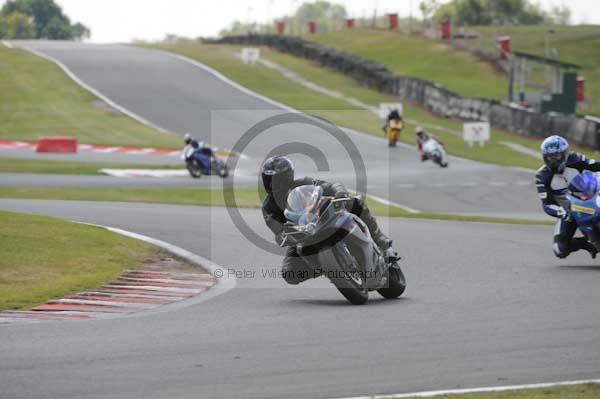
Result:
[331, 245, 369, 305]
[218, 165, 229, 178]
[377, 264, 406, 299]
[335, 277, 369, 305]
[186, 161, 202, 178]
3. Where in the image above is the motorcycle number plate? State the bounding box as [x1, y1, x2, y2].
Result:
[572, 204, 596, 215]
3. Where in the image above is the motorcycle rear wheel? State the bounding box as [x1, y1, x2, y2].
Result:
[218, 166, 229, 178]
[377, 264, 406, 299]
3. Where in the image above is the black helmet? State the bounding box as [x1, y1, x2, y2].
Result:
[184, 133, 192, 145]
[261, 156, 294, 198]
[388, 109, 401, 121]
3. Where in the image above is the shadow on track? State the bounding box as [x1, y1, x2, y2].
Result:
[558, 265, 600, 271]
[286, 297, 410, 307]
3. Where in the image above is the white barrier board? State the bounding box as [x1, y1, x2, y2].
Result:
[241, 47, 260, 65]
[379, 103, 403, 119]
[100, 169, 188, 178]
[463, 122, 490, 147]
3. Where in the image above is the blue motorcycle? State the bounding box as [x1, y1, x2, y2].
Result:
[182, 145, 229, 179]
[567, 171, 600, 249]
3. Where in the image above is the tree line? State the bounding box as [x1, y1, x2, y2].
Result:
[423, 0, 572, 26]
[218, 0, 572, 37]
[0, 0, 90, 40]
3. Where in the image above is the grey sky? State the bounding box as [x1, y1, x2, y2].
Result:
[1, 0, 598, 42]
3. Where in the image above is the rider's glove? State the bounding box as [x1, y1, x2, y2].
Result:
[556, 207, 570, 220]
[384, 247, 400, 263]
[275, 231, 285, 246]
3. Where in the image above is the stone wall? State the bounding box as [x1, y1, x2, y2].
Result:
[210, 34, 600, 149]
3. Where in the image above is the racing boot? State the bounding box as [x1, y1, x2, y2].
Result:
[582, 240, 598, 259]
[351, 197, 398, 261]
[356, 202, 390, 247]
[362, 210, 399, 262]
[572, 237, 597, 259]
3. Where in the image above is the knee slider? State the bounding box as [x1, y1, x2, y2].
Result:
[553, 237, 570, 259]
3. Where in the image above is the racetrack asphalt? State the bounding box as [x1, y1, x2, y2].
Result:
[5, 40, 540, 218]
[1, 41, 594, 398]
[0, 199, 598, 399]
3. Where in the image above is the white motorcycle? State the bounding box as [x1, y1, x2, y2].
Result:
[421, 138, 449, 168]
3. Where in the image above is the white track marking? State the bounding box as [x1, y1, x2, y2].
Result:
[501, 141, 543, 159]
[459, 181, 478, 187]
[333, 379, 600, 399]
[49, 299, 152, 308]
[364, 192, 421, 214]
[99, 169, 188, 178]
[16, 43, 171, 133]
[81, 291, 185, 300]
[117, 276, 211, 285]
[510, 166, 537, 174]
[101, 284, 204, 294]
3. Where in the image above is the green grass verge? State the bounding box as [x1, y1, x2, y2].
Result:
[140, 41, 599, 170]
[401, 383, 600, 399]
[0, 157, 183, 175]
[310, 28, 507, 101]
[0, 210, 156, 311]
[310, 27, 600, 116]
[0, 44, 181, 149]
[0, 187, 552, 226]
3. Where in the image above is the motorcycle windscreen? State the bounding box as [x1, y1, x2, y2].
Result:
[568, 171, 598, 200]
[284, 185, 323, 225]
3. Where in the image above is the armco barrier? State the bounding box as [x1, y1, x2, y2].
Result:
[36, 137, 78, 153]
[209, 34, 600, 149]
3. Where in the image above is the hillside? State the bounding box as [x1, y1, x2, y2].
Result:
[309, 26, 600, 116]
[0, 43, 180, 148]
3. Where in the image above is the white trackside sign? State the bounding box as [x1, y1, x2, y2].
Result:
[379, 103, 403, 119]
[463, 121, 490, 147]
[241, 48, 260, 65]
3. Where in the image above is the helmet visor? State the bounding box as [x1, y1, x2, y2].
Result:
[544, 152, 566, 170]
[262, 172, 274, 193]
[262, 172, 291, 193]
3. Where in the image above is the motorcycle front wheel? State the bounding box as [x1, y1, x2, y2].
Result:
[186, 161, 202, 178]
[331, 244, 369, 305]
[377, 264, 406, 299]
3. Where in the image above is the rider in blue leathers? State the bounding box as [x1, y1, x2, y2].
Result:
[536, 135, 600, 258]
[184, 133, 214, 172]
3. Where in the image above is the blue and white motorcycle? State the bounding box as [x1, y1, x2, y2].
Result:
[567, 171, 600, 249]
[182, 144, 229, 179]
